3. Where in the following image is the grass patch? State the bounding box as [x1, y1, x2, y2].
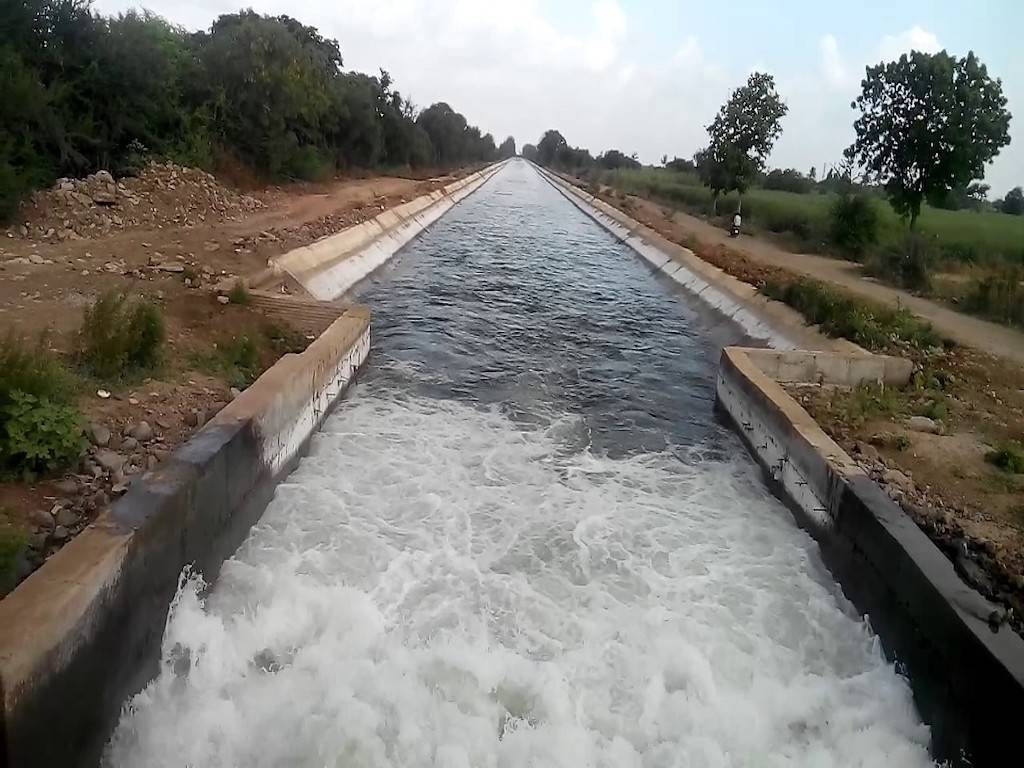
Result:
[0, 333, 83, 476]
[841, 382, 901, 426]
[987, 442, 1024, 474]
[761, 277, 941, 352]
[963, 266, 1024, 327]
[79, 291, 166, 381]
[192, 335, 262, 390]
[0, 507, 27, 596]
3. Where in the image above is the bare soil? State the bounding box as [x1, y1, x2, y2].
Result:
[592, 184, 1024, 630]
[0, 165, 465, 591]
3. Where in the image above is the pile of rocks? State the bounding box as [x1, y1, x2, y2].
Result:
[12, 162, 263, 242]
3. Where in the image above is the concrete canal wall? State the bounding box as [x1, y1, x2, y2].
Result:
[0, 308, 371, 768]
[716, 346, 1024, 765]
[269, 161, 507, 300]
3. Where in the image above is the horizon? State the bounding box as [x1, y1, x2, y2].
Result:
[94, 0, 1024, 197]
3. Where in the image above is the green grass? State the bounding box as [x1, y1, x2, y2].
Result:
[987, 442, 1024, 474]
[600, 167, 1024, 266]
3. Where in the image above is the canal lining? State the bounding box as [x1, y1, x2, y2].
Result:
[0, 308, 371, 768]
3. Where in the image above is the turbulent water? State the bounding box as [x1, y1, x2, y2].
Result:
[105, 161, 933, 767]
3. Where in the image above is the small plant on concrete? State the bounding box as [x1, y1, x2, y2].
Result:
[227, 280, 251, 305]
[80, 291, 166, 380]
[987, 442, 1024, 474]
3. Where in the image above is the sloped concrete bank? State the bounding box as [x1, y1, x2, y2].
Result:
[717, 347, 1024, 766]
[0, 307, 371, 768]
[267, 161, 507, 300]
[532, 163, 856, 353]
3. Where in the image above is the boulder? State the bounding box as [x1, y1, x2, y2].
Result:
[906, 416, 941, 434]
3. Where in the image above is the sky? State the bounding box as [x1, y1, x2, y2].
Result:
[94, 0, 1024, 195]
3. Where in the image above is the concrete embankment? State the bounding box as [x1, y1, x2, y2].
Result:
[264, 161, 507, 300]
[0, 307, 371, 768]
[716, 346, 1024, 765]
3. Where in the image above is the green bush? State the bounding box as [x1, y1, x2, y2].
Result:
[0, 334, 82, 476]
[986, 442, 1024, 474]
[829, 192, 879, 258]
[193, 335, 262, 390]
[1, 392, 83, 474]
[762, 277, 940, 352]
[866, 234, 935, 292]
[80, 292, 166, 380]
[227, 280, 251, 305]
[964, 266, 1024, 327]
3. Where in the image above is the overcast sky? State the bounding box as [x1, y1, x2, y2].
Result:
[94, 0, 1023, 194]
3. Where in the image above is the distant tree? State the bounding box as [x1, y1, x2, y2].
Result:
[999, 186, 1024, 215]
[847, 50, 1011, 229]
[665, 156, 695, 173]
[521, 143, 539, 162]
[660, 154, 668, 166]
[537, 130, 567, 166]
[809, 166, 817, 182]
[763, 168, 813, 194]
[596, 149, 640, 170]
[497, 136, 516, 159]
[695, 72, 788, 213]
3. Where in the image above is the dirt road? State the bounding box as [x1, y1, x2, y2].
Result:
[642, 202, 1024, 365]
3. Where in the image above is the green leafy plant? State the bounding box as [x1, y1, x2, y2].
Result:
[1, 392, 83, 475]
[228, 280, 251, 305]
[986, 442, 1024, 474]
[79, 292, 165, 380]
[192, 335, 262, 390]
[829, 192, 879, 258]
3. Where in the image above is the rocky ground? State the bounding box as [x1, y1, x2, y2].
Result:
[1, 162, 466, 593]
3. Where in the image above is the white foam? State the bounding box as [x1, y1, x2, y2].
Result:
[106, 391, 933, 767]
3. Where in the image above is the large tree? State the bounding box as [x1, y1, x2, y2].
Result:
[536, 129, 567, 167]
[497, 136, 516, 159]
[998, 186, 1024, 215]
[847, 50, 1011, 229]
[695, 72, 787, 213]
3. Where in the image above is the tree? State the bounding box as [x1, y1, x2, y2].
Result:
[695, 72, 787, 213]
[847, 50, 1011, 229]
[665, 156, 695, 173]
[999, 186, 1024, 215]
[521, 143, 538, 162]
[595, 149, 640, 170]
[536, 130, 567, 167]
[497, 136, 516, 159]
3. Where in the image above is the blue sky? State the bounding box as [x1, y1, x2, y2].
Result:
[95, 0, 1023, 193]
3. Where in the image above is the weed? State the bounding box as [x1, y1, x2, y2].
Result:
[865, 234, 935, 292]
[263, 322, 308, 355]
[987, 442, 1024, 474]
[761, 277, 940, 352]
[79, 292, 166, 380]
[0, 333, 82, 476]
[228, 280, 251, 305]
[964, 266, 1024, 327]
[842, 382, 901, 426]
[192, 335, 262, 390]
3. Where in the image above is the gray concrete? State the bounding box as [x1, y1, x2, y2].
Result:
[716, 346, 1024, 765]
[0, 308, 371, 768]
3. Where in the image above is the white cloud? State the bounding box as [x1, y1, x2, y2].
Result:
[878, 25, 941, 62]
[819, 34, 849, 89]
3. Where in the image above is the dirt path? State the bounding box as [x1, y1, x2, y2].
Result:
[655, 205, 1024, 365]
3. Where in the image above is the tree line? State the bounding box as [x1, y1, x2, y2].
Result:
[0, 1, 517, 220]
[531, 49, 1019, 221]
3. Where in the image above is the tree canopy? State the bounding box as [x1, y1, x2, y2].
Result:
[695, 72, 788, 210]
[847, 50, 1011, 228]
[997, 186, 1024, 215]
[0, 2, 498, 219]
[497, 136, 517, 159]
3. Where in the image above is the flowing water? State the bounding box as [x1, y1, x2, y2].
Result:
[105, 162, 933, 767]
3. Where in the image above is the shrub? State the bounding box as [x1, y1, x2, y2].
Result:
[80, 292, 166, 380]
[193, 335, 262, 390]
[986, 442, 1024, 474]
[1, 507, 27, 596]
[865, 234, 934, 292]
[227, 280, 251, 305]
[964, 266, 1024, 327]
[0, 334, 82, 476]
[761, 209, 813, 240]
[1, 392, 83, 474]
[829, 192, 879, 258]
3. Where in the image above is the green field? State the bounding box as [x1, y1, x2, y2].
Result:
[599, 167, 1024, 267]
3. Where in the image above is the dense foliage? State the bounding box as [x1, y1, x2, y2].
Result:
[847, 50, 1011, 229]
[79, 291, 166, 380]
[0, 1, 499, 220]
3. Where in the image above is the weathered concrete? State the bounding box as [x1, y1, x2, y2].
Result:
[271, 162, 507, 300]
[532, 163, 863, 353]
[0, 307, 371, 768]
[716, 346, 1024, 766]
